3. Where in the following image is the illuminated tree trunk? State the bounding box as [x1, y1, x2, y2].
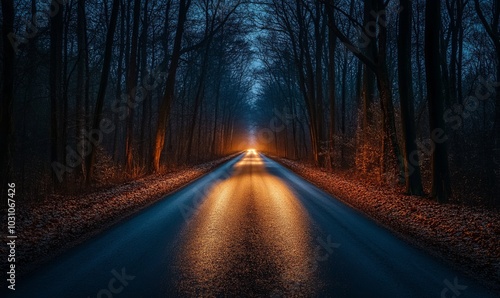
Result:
[139, 0, 150, 169]
[152, 0, 191, 172]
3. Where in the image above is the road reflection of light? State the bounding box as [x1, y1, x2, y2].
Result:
[234, 157, 263, 168]
[176, 153, 315, 296]
[253, 174, 313, 282]
[247, 148, 257, 154]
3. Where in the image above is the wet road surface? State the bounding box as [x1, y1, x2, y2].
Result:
[8, 152, 498, 297]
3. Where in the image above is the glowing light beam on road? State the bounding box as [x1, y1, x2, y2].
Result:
[176, 153, 315, 296]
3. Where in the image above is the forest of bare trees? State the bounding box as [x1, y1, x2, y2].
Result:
[254, 0, 499, 205]
[1, 0, 499, 206]
[1, 0, 253, 197]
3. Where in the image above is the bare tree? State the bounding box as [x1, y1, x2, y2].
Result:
[474, 0, 500, 205]
[84, 0, 121, 184]
[152, 0, 192, 172]
[76, 0, 88, 180]
[425, 0, 451, 202]
[398, 0, 424, 195]
[125, 0, 141, 173]
[49, 0, 64, 186]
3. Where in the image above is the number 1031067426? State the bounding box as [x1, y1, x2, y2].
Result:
[7, 183, 15, 235]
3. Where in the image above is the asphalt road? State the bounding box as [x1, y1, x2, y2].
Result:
[9, 152, 497, 297]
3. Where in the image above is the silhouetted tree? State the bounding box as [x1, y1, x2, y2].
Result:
[425, 0, 451, 202]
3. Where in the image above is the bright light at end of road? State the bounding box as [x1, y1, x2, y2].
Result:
[247, 149, 257, 154]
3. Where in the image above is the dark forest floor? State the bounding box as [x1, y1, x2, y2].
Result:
[1, 154, 238, 277]
[273, 157, 500, 292]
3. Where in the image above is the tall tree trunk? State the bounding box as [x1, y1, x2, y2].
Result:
[113, 1, 126, 163]
[398, 0, 424, 195]
[76, 0, 88, 180]
[211, 63, 223, 156]
[425, 0, 451, 203]
[314, 1, 326, 167]
[341, 51, 348, 167]
[327, 0, 336, 168]
[1, 0, 15, 195]
[152, 0, 191, 172]
[84, 0, 121, 185]
[375, 0, 404, 183]
[125, 0, 141, 173]
[21, 0, 37, 193]
[187, 45, 211, 160]
[361, 0, 377, 175]
[139, 0, 150, 169]
[49, 1, 64, 186]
